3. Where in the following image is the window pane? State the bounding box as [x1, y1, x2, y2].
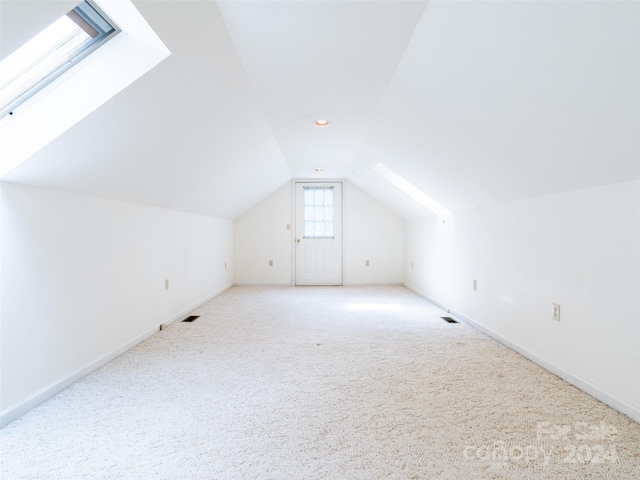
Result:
[0, 17, 90, 108]
[0, 1, 117, 118]
[303, 187, 334, 238]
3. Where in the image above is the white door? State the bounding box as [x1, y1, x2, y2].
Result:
[295, 182, 343, 286]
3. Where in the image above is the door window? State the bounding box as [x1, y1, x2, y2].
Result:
[303, 186, 334, 238]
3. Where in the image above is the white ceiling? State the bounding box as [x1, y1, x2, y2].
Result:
[2, 0, 638, 219]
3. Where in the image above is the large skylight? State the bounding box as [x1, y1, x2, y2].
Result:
[0, 1, 118, 118]
[0, 0, 170, 178]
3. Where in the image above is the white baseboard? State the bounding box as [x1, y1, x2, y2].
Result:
[0, 326, 158, 428]
[165, 284, 233, 325]
[404, 285, 451, 313]
[0, 283, 233, 428]
[232, 282, 293, 287]
[405, 284, 640, 424]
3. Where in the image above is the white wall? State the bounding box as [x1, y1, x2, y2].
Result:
[234, 181, 405, 285]
[0, 183, 233, 424]
[343, 182, 405, 285]
[234, 183, 293, 285]
[405, 180, 640, 420]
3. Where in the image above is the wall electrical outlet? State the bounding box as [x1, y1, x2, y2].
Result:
[473, 279, 478, 291]
[269, 260, 273, 266]
[365, 260, 370, 267]
[224, 262, 227, 269]
[411, 261, 414, 270]
[286, 224, 291, 231]
[552, 303, 560, 321]
[165, 279, 169, 291]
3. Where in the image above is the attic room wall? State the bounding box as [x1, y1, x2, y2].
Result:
[234, 181, 405, 285]
[405, 180, 640, 421]
[0, 183, 233, 425]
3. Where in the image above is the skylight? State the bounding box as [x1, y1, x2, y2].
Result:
[0, 1, 118, 118]
[0, 0, 170, 178]
[374, 162, 451, 215]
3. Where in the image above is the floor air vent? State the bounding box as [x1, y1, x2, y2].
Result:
[441, 316, 458, 324]
[182, 315, 200, 323]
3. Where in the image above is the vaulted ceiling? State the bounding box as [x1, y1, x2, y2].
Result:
[1, 0, 638, 219]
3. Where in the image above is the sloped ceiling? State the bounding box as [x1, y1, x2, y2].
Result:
[2, 0, 638, 219]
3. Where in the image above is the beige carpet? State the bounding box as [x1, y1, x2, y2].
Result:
[1, 286, 639, 479]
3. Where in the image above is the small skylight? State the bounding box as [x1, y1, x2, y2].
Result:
[0, 1, 118, 118]
[374, 162, 451, 215]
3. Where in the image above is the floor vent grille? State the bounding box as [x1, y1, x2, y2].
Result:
[182, 315, 200, 323]
[441, 316, 458, 324]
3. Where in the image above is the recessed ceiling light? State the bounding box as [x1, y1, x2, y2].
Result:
[315, 168, 324, 172]
[313, 119, 331, 127]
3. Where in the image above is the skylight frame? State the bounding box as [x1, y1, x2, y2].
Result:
[0, 0, 120, 119]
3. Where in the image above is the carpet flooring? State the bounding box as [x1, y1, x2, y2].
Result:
[1, 286, 639, 479]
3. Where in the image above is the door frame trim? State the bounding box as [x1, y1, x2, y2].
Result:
[291, 179, 344, 286]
